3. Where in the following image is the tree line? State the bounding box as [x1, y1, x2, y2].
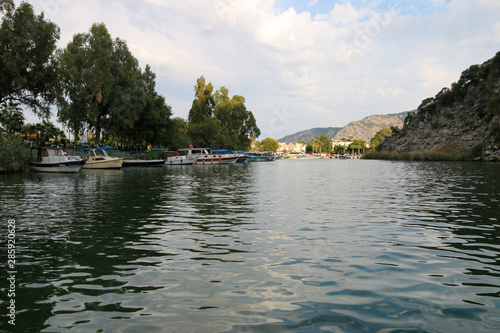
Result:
[0, 1, 260, 151]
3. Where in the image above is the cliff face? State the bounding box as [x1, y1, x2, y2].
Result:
[381, 52, 500, 161]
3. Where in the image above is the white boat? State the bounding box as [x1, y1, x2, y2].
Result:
[164, 151, 197, 166]
[178, 148, 238, 164]
[30, 147, 85, 173]
[82, 148, 123, 169]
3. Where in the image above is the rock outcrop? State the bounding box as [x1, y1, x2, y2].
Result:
[381, 52, 500, 161]
[333, 113, 406, 143]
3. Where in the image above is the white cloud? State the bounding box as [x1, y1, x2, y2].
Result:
[308, 0, 318, 7]
[14, 0, 500, 140]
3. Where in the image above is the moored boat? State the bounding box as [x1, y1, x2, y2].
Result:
[164, 151, 197, 166]
[211, 149, 248, 163]
[81, 148, 123, 169]
[30, 147, 85, 173]
[244, 152, 276, 162]
[178, 148, 238, 164]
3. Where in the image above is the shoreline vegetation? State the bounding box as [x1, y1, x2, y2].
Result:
[1, 2, 260, 175]
[363, 149, 475, 162]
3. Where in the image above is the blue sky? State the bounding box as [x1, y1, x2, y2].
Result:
[18, 0, 500, 140]
[276, 0, 451, 19]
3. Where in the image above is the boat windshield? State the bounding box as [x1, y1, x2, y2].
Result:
[95, 149, 109, 157]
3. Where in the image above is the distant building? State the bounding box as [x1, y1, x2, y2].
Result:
[278, 142, 306, 154]
[331, 139, 353, 148]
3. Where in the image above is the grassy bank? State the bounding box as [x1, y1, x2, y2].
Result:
[364, 149, 475, 162]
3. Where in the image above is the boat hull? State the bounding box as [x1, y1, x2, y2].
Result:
[31, 160, 85, 173]
[82, 158, 124, 169]
[165, 156, 197, 165]
[195, 156, 238, 164]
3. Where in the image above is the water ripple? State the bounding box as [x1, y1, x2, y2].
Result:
[1, 161, 500, 332]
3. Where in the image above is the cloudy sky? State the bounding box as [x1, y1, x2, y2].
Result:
[21, 0, 500, 140]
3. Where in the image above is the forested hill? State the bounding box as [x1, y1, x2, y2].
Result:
[278, 111, 407, 143]
[381, 51, 500, 161]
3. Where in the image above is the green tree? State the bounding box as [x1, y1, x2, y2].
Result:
[56, 32, 90, 143]
[58, 23, 147, 146]
[168, 117, 191, 150]
[189, 76, 215, 124]
[317, 134, 331, 153]
[188, 76, 220, 147]
[213, 89, 260, 150]
[188, 76, 260, 150]
[0, 0, 60, 117]
[0, 101, 24, 133]
[122, 65, 172, 147]
[370, 127, 393, 150]
[0, 133, 30, 173]
[260, 137, 279, 152]
[349, 139, 367, 154]
[105, 38, 146, 143]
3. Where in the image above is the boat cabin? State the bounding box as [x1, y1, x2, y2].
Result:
[31, 147, 67, 163]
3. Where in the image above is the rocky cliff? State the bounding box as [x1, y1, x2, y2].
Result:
[381, 52, 500, 161]
[333, 112, 406, 142]
[279, 112, 406, 143]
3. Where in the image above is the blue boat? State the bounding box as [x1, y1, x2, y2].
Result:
[244, 152, 276, 162]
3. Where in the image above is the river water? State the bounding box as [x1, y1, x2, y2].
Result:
[1, 159, 500, 332]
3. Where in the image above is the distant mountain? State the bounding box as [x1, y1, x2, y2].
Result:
[333, 112, 409, 143]
[278, 127, 342, 143]
[278, 111, 409, 143]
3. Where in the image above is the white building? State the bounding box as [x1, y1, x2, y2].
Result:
[278, 142, 306, 154]
[331, 139, 353, 148]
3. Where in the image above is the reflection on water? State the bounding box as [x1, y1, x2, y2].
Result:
[1, 160, 500, 332]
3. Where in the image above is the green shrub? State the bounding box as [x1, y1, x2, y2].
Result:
[487, 94, 500, 116]
[490, 122, 500, 144]
[0, 134, 30, 173]
[471, 142, 487, 157]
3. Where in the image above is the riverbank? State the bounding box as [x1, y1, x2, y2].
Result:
[364, 149, 476, 162]
[0, 138, 179, 174]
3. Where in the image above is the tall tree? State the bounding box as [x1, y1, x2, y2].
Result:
[105, 38, 146, 143]
[0, 0, 60, 117]
[188, 76, 221, 147]
[56, 33, 90, 143]
[0, 101, 24, 133]
[214, 92, 260, 150]
[188, 76, 260, 150]
[168, 117, 191, 150]
[122, 65, 172, 147]
[58, 23, 147, 146]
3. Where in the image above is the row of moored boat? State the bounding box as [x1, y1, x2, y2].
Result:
[30, 147, 279, 173]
